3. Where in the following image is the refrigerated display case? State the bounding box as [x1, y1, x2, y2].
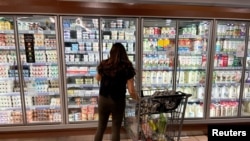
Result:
[0, 16, 24, 125]
[61, 17, 99, 122]
[210, 21, 247, 118]
[141, 19, 176, 93]
[177, 20, 212, 118]
[16, 16, 62, 123]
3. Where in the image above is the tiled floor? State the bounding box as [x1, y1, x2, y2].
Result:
[0, 135, 207, 141]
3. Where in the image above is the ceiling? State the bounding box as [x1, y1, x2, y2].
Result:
[61, 0, 250, 8]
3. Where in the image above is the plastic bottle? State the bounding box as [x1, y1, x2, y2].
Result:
[215, 40, 221, 52]
[202, 39, 207, 52]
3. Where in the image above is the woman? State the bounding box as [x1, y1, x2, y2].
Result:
[94, 43, 139, 141]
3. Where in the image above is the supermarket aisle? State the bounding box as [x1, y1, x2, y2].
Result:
[0, 135, 207, 141]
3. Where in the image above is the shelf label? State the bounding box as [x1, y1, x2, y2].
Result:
[236, 43, 245, 57]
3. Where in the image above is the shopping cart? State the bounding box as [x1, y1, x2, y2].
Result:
[138, 89, 191, 141]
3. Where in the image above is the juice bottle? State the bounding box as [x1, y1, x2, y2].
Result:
[157, 38, 164, 50]
[163, 38, 170, 48]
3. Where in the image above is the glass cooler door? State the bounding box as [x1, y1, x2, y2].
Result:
[242, 27, 250, 117]
[142, 18, 177, 94]
[177, 20, 212, 119]
[100, 17, 138, 138]
[100, 17, 137, 66]
[0, 16, 24, 125]
[17, 16, 62, 123]
[101, 17, 138, 115]
[210, 20, 247, 118]
[62, 17, 99, 122]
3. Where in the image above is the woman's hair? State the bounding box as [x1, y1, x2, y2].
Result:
[108, 42, 130, 65]
[98, 42, 134, 77]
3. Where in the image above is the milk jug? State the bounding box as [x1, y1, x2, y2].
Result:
[197, 86, 204, 99]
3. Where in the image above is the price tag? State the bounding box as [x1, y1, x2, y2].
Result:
[166, 47, 175, 58]
[28, 30, 34, 34]
[50, 106, 56, 109]
[236, 43, 245, 57]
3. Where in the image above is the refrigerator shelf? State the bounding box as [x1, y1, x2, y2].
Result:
[176, 83, 205, 87]
[143, 51, 169, 54]
[102, 28, 135, 32]
[241, 112, 250, 116]
[244, 83, 250, 86]
[65, 50, 99, 54]
[0, 62, 17, 66]
[213, 66, 243, 70]
[178, 52, 206, 56]
[67, 93, 98, 97]
[102, 39, 135, 43]
[0, 107, 22, 111]
[67, 84, 99, 88]
[24, 77, 58, 81]
[103, 51, 135, 54]
[63, 27, 98, 31]
[214, 51, 238, 55]
[0, 30, 14, 34]
[22, 62, 58, 66]
[143, 67, 173, 70]
[212, 83, 241, 86]
[242, 98, 250, 101]
[65, 62, 98, 66]
[187, 98, 203, 103]
[211, 98, 239, 102]
[67, 73, 96, 77]
[144, 34, 175, 39]
[20, 46, 57, 50]
[0, 77, 59, 81]
[27, 105, 60, 110]
[18, 30, 56, 35]
[0, 46, 16, 50]
[25, 92, 60, 96]
[178, 67, 206, 70]
[68, 104, 97, 109]
[64, 39, 99, 42]
[28, 121, 61, 124]
[0, 92, 20, 96]
[179, 35, 208, 39]
[142, 84, 173, 88]
[216, 35, 245, 40]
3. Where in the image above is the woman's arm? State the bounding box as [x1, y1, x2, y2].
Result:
[95, 73, 101, 81]
[127, 78, 139, 101]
